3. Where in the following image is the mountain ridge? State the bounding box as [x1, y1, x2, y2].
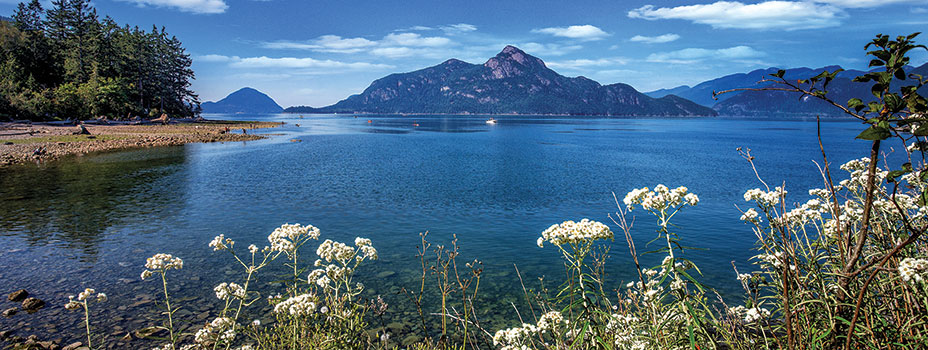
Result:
[201, 87, 283, 114]
[286, 46, 716, 116]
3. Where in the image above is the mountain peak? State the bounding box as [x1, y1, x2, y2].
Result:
[501, 45, 525, 55]
[201, 87, 282, 114]
[484, 45, 547, 79]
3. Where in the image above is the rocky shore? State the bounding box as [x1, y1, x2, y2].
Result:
[0, 120, 281, 166]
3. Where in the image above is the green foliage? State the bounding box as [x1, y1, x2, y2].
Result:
[0, 0, 198, 121]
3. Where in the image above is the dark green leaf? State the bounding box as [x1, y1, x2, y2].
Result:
[869, 59, 885, 67]
[856, 126, 891, 140]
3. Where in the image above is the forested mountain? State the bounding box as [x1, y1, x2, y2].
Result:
[644, 66, 868, 107]
[0, 0, 198, 121]
[201, 87, 283, 114]
[711, 64, 927, 117]
[287, 46, 716, 116]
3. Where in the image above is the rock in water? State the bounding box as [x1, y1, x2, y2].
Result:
[21, 297, 45, 312]
[62, 342, 83, 350]
[8, 289, 28, 302]
[1, 308, 16, 317]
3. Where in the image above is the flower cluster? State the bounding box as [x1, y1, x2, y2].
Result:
[493, 323, 538, 350]
[536, 311, 565, 332]
[605, 313, 645, 350]
[537, 219, 613, 247]
[194, 317, 237, 346]
[316, 239, 356, 263]
[64, 288, 106, 310]
[899, 257, 928, 284]
[779, 198, 826, 227]
[214, 282, 246, 300]
[744, 187, 787, 207]
[728, 306, 770, 323]
[274, 294, 316, 316]
[624, 185, 698, 211]
[740, 208, 761, 223]
[209, 234, 235, 251]
[141, 253, 183, 279]
[267, 223, 320, 254]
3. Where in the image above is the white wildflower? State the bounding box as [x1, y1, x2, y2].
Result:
[740, 208, 760, 223]
[144, 253, 183, 271]
[539, 219, 613, 246]
[209, 234, 234, 251]
[899, 257, 928, 284]
[268, 223, 320, 254]
[274, 294, 316, 316]
[214, 282, 246, 300]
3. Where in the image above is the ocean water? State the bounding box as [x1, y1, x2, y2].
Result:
[0, 114, 880, 344]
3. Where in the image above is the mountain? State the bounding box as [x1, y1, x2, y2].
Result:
[712, 63, 927, 117]
[644, 66, 868, 108]
[201, 87, 283, 114]
[286, 46, 716, 116]
[0, 16, 11, 22]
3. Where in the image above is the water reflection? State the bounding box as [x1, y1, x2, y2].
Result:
[0, 147, 187, 262]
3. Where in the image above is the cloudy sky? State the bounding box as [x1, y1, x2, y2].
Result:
[2, 0, 927, 107]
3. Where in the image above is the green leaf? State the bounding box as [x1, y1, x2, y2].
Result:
[884, 93, 904, 112]
[848, 98, 865, 112]
[894, 68, 907, 81]
[856, 126, 891, 140]
[871, 83, 885, 99]
[773, 69, 785, 78]
[869, 59, 885, 67]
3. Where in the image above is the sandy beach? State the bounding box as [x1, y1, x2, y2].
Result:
[0, 120, 282, 166]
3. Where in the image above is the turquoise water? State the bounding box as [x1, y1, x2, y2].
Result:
[0, 114, 877, 343]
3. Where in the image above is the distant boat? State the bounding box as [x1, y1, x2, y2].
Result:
[486, 118, 497, 124]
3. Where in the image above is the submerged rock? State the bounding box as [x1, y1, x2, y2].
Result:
[21, 297, 45, 312]
[2, 307, 17, 317]
[8, 289, 28, 302]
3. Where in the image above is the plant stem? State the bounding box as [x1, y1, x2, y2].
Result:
[83, 301, 92, 350]
[161, 272, 176, 350]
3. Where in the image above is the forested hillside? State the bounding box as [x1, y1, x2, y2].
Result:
[0, 0, 198, 121]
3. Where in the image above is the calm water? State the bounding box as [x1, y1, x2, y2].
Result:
[0, 114, 878, 344]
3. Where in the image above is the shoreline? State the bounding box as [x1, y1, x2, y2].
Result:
[0, 120, 282, 167]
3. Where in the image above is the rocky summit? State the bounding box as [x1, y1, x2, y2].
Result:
[286, 46, 717, 116]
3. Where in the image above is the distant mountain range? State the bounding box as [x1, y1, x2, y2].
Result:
[0, 15, 11, 22]
[209, 49, 928, 118]
[286, 46, 716, 116]
[645, 64, 927, 117]
[201, 87, 283, 114]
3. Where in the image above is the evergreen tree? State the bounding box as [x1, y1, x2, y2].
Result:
[0, 0, 198, 121]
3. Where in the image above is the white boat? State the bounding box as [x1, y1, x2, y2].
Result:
[485, 118, 497, 124]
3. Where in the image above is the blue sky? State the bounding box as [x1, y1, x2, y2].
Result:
[2, 0, 927, 107]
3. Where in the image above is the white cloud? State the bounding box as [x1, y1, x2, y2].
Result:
[119, 0, 228, 14]
[815, 0, 925, 8]
[370, 47, 419, 58]
[262, 35, 376, 53]
[199, 55, 392, 72]
[531, 25, 610, 41]
[628, 1, 846, 30]
[911, 7, 928, 13]
[196, 54, 239, 62]
[440, 23, 478, 34]
[382, 33, 452, 47]
[629, 33, 680, 44]
[517, 42, 583, 56]
[546, 58, 629, 70]
[647, 46, 766, 64]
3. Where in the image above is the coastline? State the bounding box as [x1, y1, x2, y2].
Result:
[0, 120, 282, 167]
